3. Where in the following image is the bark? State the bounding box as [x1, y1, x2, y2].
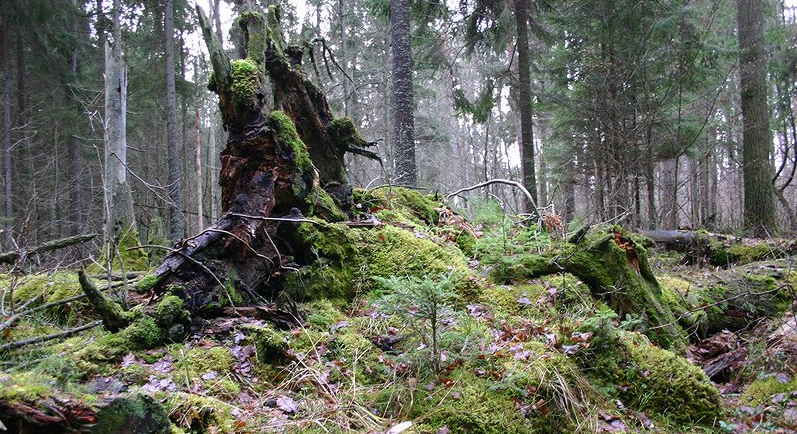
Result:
[738, 0, 777, 236]
[165, 0, 184, 241]
[194, 60, 205, 232]
[1, 0, 13, 248]
[146, 7, 376, 314]
[513, 0, 538, 215]
[390, 0, 417, 187]
[103, 0, 136, 255]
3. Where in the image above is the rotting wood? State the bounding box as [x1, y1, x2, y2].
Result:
[143, 6, 378, 315]
[77, 270, 129, 332]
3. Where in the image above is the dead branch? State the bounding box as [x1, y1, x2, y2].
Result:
[446, 179, 539, 213]
[0, 233, 98, 265]
[78, 270, 129, 332]
[0, 294, 43, 334]
[0, 320, 103, 352]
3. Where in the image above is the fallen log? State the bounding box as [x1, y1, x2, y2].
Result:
[0, 233, 98, 265]
[637, 229, 797, 266]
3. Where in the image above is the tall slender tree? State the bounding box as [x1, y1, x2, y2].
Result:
[390, 0, 417, 186]
[165, 0, 183, 240]
[513, 0, 538, 213]
[104, 0, 137, 248]
[738, 0, 777, 236]
[1, 0, 13, 247]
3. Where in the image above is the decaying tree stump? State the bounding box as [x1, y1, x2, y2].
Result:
[138, 6, 377, 315]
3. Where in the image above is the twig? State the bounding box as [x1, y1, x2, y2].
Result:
[0, 294, 43, 333]
[0, 320, 103, 351]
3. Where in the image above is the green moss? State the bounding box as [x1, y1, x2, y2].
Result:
[241, 324, 289, 364]
[174, 346, 235, 378]
[582, 331, 720, 423]
[709, 241, 780, 266]
[369, 187, 441, 226]
[362, 225, 469, 284]
[304, 299, 347, 329]
[267, 111, 313, 172]
[93, 394, 170, 434]
[136, 274, 162, 293]
[306, 186, 347, 222]
[742, 376, 797, 406]
[166, 392, 239, 434]
[0, 371, 57, 402]
[412, 370, 533, 434]
[154, 295, 190, 341]
[328, 116, 369, 150]
[125, 316, 164, 349]
[230, 58, 261, 109]
[10, 272, 85, 318]
[238, 11, 266, 65]
[658, 276, 709, 335]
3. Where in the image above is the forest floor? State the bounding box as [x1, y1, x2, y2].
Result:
[0, 188, 796, 434]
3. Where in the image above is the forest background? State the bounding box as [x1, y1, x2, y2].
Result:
[1, 0, 796, 250]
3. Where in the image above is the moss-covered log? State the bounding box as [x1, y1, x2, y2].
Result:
[638, 229, 797, 266]
[144, 6, 376, 315]
[503, 228, 686, 351]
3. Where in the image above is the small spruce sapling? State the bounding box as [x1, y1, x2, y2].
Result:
[374, 272, 459, 373]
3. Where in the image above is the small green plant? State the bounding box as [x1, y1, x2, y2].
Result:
[374, 272, 460, 373]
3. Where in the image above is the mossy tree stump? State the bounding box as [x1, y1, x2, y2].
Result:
[142, 6, 376, 315]
[520, 228, 686, 351]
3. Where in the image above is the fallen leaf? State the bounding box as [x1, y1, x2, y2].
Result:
[387, 421, 413, 433]
[276, 396, 298, 414]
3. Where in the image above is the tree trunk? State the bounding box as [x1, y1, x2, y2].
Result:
[147, 6, 376, 314]
[1, 0, 13, 248]
[165, 0, 183, 241]
[390, 0, 416, 187]
[513, 0, 538, 215]
[194, 59, 205, 233]
[103, 0, 136, 251]
[738, 0, 777, 236]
